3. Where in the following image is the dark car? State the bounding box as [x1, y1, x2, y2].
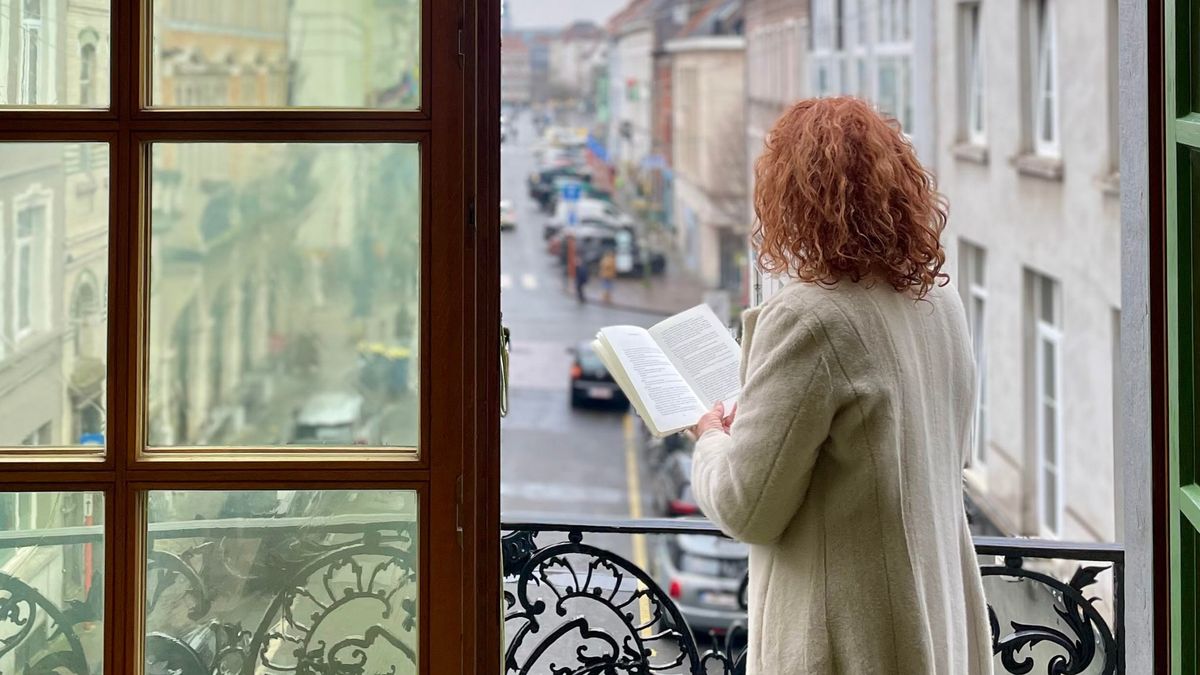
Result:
[653, 531, 749, 636]
[569, 341, 628, 408]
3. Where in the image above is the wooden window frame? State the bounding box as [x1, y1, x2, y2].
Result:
[0, 0, 501, 673]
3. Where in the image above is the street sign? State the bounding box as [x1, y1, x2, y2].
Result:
[80, 433, 104, 445]
[561, 182, 582, 202]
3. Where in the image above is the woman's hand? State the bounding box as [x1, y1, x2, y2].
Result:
[690, 402, 737, 440]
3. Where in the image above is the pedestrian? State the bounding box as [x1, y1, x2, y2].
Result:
[574, 252, 590, 304]
[689, 97, 992, 675]
[599, 250, 617, 305]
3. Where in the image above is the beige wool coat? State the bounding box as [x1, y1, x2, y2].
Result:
[692, 280, 993, 674]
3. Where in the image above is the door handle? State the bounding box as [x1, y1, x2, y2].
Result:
[500, 320, 511, 418]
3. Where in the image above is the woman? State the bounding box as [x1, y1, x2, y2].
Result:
[690, 97, 992, 674]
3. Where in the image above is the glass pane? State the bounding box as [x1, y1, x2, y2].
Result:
[147, 143, 420, 448]
[1042, 471, 1058, 531]
[0, 0, 110, 107]
[0, 143, 109, 448]
[144, 489, 418, 674]
[1039, 277, 1055, 324]
[1043, 402, 1057, 465]
[0, 491, 104, 674]
[1042, 339, 1056, 399]
[972, 246, 985, 285]
[151, 0, 421, 109]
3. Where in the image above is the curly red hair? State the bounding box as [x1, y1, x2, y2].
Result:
[753, 97, 948, 298]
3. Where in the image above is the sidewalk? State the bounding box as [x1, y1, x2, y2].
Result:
[576, 256, 706, 316]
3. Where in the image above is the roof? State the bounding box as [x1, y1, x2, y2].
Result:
[502, 33, 530, 52]
[675, 0, 743, 39]
[607, 0, 655, 34]
[559, 20, 605, 42]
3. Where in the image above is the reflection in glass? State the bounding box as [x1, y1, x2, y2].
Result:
[0, 491, 104, 674]
[144, 489, 419, 674]
[0, 144, 109, 448]
[147, 143, 420, 448]
[0, 0, 111, 107]
[151, 0, 420, 109]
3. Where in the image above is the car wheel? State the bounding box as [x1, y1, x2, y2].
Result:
[570, 390, 584, 408]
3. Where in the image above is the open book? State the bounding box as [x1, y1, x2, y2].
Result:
[592, 304, 741, 437]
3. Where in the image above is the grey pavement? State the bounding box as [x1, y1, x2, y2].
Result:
[499, 113, 701, 664]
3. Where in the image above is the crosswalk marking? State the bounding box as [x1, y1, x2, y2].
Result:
[500, 273, 512, 289]
[521, 273, 537, 290]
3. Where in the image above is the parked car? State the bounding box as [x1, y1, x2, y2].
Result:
[650, 451, 702, 517]
[568, 341, 628, 408]
[288, 391, 377, 445]
[653, 531, 749, 636]
[500, 199, 517, 231]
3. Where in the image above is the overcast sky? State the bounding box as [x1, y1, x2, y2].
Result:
[505, 0, 627, 29]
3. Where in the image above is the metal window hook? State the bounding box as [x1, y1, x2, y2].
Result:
[500, 314, 511, 418]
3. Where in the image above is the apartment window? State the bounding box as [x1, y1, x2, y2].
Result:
[14, 204, 44, 339]
[960, 242, 988, 466]
[20, 0, 42, 104]
[960, 2, 986, 144]
[1028, 0, 1059, 156]
[1029, 271, 1063, 535]
[80, 41, 97, 105]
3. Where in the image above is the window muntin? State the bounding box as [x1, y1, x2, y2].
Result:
[150, 0, 421, 110]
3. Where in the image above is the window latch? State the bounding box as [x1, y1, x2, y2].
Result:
[500, 318, 511, 418]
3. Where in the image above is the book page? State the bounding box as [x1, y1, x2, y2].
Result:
[649, 304, 741, 410]
[596, 326, 706, 434]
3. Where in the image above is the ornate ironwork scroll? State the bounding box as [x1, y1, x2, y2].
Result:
[502, 529, 745, 675]
[0, 572, 90, 675]
[983, 558, 1119, 675]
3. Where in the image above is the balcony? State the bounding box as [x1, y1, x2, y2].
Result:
[0, 514, 1121, 674]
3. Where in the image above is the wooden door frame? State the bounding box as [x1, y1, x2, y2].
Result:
[467, 0, 504, 671]
[0, 0, 476, 671]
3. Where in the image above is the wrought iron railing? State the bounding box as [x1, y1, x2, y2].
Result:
[502, 513, 1124, 675]
[0, 514, 419, 675]
[0, 513, 1124, 674]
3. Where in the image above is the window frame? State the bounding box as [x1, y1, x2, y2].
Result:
[959, 240, 988, 468]
[1030, 272, 1064, 536]
[0, 0, 483, 673]
[960, 0, 986, 145]
[1029, 0, 1060, 157]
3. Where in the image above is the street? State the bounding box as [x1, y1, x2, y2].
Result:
[499, 113, 664, 560]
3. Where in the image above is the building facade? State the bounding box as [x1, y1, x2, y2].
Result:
[501, 33, 533, 106]
[744, 0, 807, 303]
[935, 0, 1122, 542]
[668, 0, 746, 296]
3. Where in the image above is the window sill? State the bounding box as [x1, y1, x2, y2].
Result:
[1098, 171, 1120, 198]
[1013, 154, 1064, 182]
[952, 143, 989, 165]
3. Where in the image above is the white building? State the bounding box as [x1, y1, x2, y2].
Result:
[668, 1, 746, 296]
[935, 0, 1122, 542]
[607, 0, 655, 183]
[805, 0, 936, 164]
[549, 21, 606, 100]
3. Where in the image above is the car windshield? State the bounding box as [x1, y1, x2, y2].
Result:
[576, 346, 605, 372]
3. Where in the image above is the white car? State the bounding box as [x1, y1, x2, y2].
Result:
[500, 200, 517, 231]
